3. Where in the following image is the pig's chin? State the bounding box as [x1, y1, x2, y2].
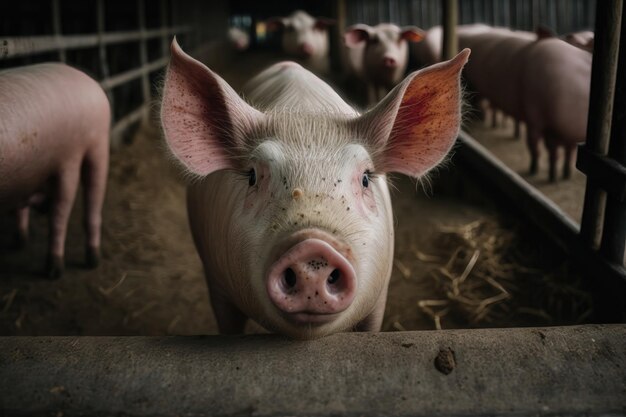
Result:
[264, 313, 356, 340]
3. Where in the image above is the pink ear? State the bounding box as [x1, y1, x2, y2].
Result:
[401, 27, 426, 43]
[357, 48, 470, 177]
[344, 25, 371, 47]
[161, 38, 263, 176]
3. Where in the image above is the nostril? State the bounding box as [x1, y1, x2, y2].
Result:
[327, 269, 340, 285]
[284, 268, 297, 289]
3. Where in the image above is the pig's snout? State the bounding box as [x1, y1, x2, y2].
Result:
[300, 43, 314, 57]
[266, 239, 356, 321]
[383, 56, 398, 68]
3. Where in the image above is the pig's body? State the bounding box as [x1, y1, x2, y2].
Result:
[344, 24, 424, 103]
[161, 40, 469, 338]
[269, 10, 333, 75]
[519, 38, 591, 180]
[0, 63, 110, 277]
[459, 26, 535, 127]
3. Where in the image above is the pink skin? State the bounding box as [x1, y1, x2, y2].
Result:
[162, 39, 469, 339]
[458, 26, 536, 128]
[344, 23, 425, 103]
[0, 63, 110, 278]
[266, 237, 357, 322]
[519, 38, 591, 181]
[267, 10, 335, 74]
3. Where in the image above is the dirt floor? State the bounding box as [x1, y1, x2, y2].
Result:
[0, 51, 592, 336]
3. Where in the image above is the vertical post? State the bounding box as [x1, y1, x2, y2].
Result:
[335, 0, 347, 73]
[442, 0, 458, 61]
[160, 0, 169, 59]
[600, 2, 626, 267]
[97, 0, 113, 131]
[579, 0, 623, 248]
[52, 0, 66, 62]
[137, 0, 151, 114]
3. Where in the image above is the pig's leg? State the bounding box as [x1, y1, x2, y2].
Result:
[355, 284, 388, 332]
[209, 284, 247, 334]
[13, 206, 30, 248]
[47, 164, 80, 279]
[526, 128, 541, 176]
[547, 142, 559, 182]
[563, 144, 575, 179]
[82, 146, 109, 268]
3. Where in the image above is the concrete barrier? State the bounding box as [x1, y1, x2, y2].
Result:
[1, 325, 625, 416]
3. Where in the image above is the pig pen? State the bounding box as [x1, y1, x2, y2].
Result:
[0, 51, 594, 336]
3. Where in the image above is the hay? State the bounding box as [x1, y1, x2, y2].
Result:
[414, 219, 593, 329]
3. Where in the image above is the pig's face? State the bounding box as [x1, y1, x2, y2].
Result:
[161, 39, 469, 338]
[268, 10, 334, 59]
[224, 117, 394, 337]
[345, 24, 424, 73]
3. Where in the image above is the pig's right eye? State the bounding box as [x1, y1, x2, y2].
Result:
[248, 168, 257, 186]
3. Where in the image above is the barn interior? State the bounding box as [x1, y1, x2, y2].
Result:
[0, 1, 625, 415]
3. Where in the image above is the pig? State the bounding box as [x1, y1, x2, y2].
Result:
[227, 27, 250, 51]
[344, 23, 425, 103]
[160, 39, 470, 339]
[564, 30, 594, 53]
[458, 25, 536, 135]
[267, 10, 335, 74]
[518, 37, 591, 181]
[0, 63, 110, 278]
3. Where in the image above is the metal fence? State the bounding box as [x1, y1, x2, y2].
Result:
[0, 0, 224, 144]
[346, 0, 596, 33]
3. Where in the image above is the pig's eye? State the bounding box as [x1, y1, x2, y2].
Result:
[248, 168, 257, 187]
[362, 171, 371, 188]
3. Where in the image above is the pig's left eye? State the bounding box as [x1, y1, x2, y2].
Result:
[362, 170, 371, 188]
[248, 168, 257, 186]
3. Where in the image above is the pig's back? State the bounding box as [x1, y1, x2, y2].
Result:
[243, 62, 357, 116]
[0, 63, 110, 203]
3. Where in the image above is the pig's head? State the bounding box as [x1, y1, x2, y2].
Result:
[161, 39, 469, 338]
[267, 10, 334, 59]
[345, 23, 424, 75]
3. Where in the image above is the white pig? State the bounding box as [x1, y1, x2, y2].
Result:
[344, 23, 425, 103]
[0, 63, 110, 278]
[161, 39, 469, 339]
[267, 10, 335, 74]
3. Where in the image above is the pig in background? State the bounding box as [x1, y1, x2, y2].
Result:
[161, 39, 470, 339]
[344, 23, 424, 104]
[519, 36, 591, 181]
[0, 63, 110, 278]
[193, 26, 251, 71]
[266, 10, 335, 75]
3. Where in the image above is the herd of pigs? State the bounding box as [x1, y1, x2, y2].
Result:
[0, 10, 592, 339]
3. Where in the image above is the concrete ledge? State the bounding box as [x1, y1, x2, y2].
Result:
[1, 325, 625, 416]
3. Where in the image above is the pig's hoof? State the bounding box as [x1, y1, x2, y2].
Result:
[46, 255, 64, 280]
[86, 247, 100, 269]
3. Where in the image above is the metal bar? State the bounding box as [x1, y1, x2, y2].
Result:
[137, 0, 151, 107]
[51, 0, 66, 62]
[96, 0, 114, 141]
[1, 325, 625, 417]
[601, 3, 626, 266]
[0, 27, 190, 60]
[100, 57, 168, 91]
[578, 0, 623, 248]
[160, 0, 169, 58]
[576, 145, 626, 202]
[441, 0, 458, 60]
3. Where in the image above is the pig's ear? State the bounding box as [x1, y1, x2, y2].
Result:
[355, 48, 470, 178]
[401, 26, 426, 42]
[344, 25, 372, 47]
[161, 38, 264, 176]
[536, 25, 556, 40]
